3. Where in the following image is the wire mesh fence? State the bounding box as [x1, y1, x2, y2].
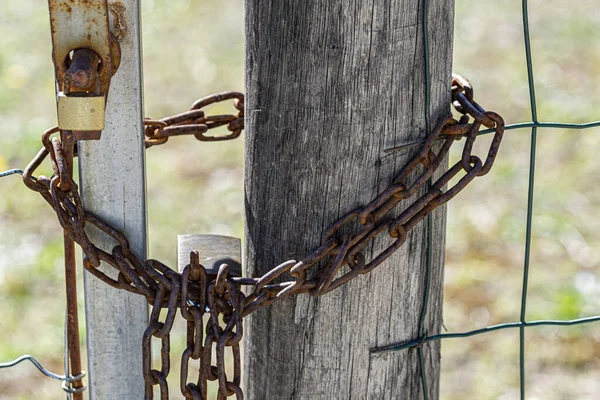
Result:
[1, 0, 599, 399]
[369, 0, 600, 398]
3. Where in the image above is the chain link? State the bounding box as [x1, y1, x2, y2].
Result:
[144, 91, 244, 148]
[20, 74, 503, 399]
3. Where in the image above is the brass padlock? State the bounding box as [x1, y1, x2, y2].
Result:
[57, 77, 105, 131]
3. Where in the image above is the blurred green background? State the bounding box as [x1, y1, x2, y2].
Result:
[0, 0, 598, 399]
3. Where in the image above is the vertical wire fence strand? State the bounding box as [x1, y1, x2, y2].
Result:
[520, 0, 539, 398]
[2, 1, 600, 398]
[368, 1, 600, 397]
[417, 0, 432, 398]
[63, 311, 72, 400]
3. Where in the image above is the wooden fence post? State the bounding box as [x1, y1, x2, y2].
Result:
[244, 1, 453, 398]
[78, 1, 147, 398]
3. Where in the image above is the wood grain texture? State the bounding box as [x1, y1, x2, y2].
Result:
[244, 1, 453, 399]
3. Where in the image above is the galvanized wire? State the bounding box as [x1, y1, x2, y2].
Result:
[0, 354, 85, 383]
[372, 316, 600, 353]
[0, 313, 87, 396]
[3, 1, 599, 398]
[417, 0, 433, 398]
[0, 169, 23, 178]
[386, 121, 600, 153]
[519, 0, 538, 396]
[380, 1, 600, 400]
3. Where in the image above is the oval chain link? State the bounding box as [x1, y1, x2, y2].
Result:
[21, 74, 503, 400]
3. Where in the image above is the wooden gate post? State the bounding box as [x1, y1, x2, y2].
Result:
[78, 1, 147, 398]
[244, 1, 453, 398]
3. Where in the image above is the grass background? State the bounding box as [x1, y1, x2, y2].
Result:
[0, 0, 599, 398]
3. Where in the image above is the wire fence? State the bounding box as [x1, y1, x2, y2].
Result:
[1, 0, 599, 399]
[370, 1, 600, 399]
[0, 311, 85, 399]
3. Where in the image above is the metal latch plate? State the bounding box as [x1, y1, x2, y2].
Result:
[48, 0, 113, 95]
[178, 234, 242, 276]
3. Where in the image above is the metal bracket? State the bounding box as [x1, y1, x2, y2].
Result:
[48, 0, 119, 140]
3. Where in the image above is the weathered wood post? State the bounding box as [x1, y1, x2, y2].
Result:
[78, 1, 147, 398]
[244, 1, 453, 398]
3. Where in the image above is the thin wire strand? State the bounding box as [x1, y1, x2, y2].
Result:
[371, 316, 600, 353]
[0, 355, 85, 383]
[3, 3, 599, 398]
[0, 168, 23, 178]
[64, 311, 73, 400]
[418, 0, 432, 398]
[520, 0, 539, 398]
[384, 120, 600, 154]
[381, 2, 600, 398]
[480, 120, 600, 133]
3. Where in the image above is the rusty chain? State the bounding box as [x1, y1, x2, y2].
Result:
[20, 73, 503, 399]
[144, 91, 244, 148]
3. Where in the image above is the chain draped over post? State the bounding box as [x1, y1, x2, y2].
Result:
[21, 74, 503, 399]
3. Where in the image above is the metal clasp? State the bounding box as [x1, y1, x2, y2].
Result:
[48, 0, 120, 140]
[57, 73, 105, 132]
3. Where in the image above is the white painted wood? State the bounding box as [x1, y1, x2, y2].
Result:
[244, 1, 454, 398]
[77, 1, 147, 398]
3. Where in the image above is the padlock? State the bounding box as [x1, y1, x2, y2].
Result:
[178, 234, 242, 277]
[57, 76, 105, 131]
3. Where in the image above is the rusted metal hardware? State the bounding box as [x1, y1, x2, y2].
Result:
[144, 91, 244, 148]
[39, 126, 85, 398]
[63, 233, 85, 399]
[48, 0, 113, 94]
[66, 49, 102, 91]
[21, 74, 503, 399]
[386, 73, 501, 153]
[48, 0, 121, 140]
[57, 49, 105, 134]
[61, 129, 85, 399]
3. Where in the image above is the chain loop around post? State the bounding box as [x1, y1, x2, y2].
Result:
[19, 76, 503, 399]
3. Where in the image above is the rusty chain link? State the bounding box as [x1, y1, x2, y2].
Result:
[144, 91, 244, 148]
[20, 74, 503, 399]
